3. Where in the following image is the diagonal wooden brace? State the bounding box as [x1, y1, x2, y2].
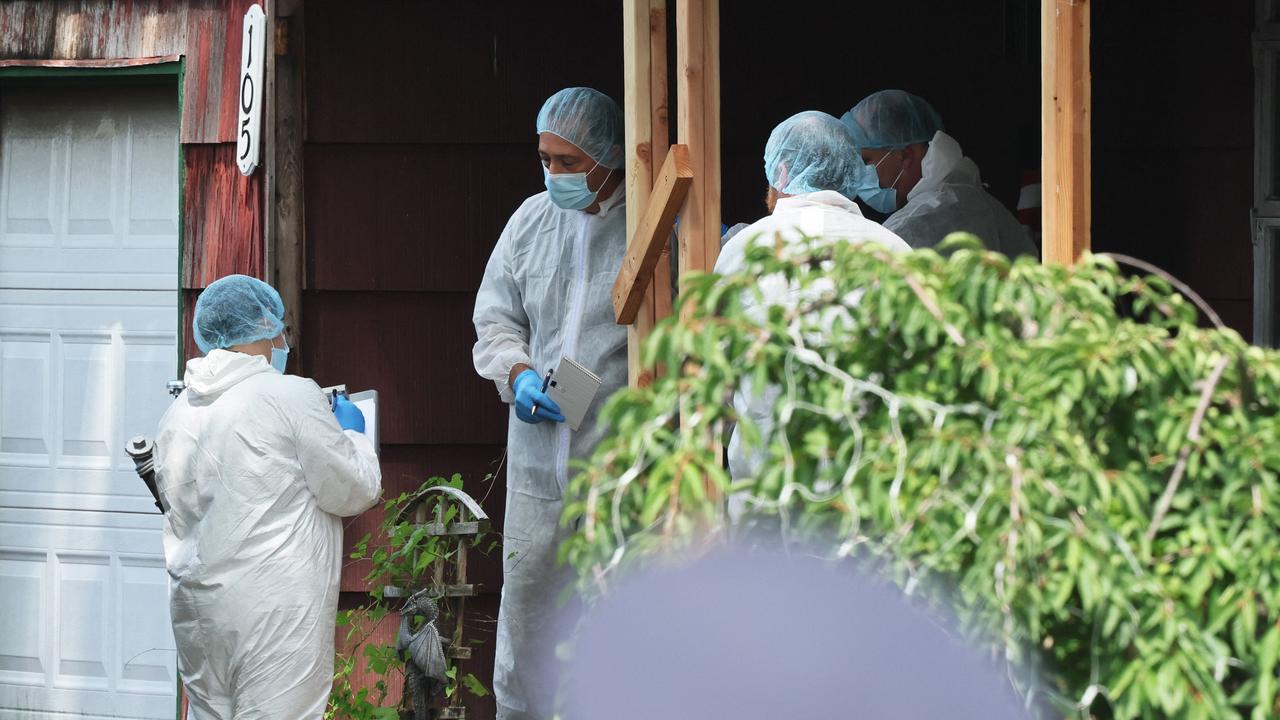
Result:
[613, 143, 693, 325]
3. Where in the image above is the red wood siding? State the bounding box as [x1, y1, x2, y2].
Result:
[183, 143, 264, 289]
[181, 288, 201, 365]
[304, 1, 621, 145]
[304, 144, 541, 292]
[181, 0, 258, 143]
[300, 291, 505, 445]
[335, 596, 406, 706]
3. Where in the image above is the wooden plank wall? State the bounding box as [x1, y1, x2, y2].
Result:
[0, 1, 187, 60]
[302, 2, 622, 715]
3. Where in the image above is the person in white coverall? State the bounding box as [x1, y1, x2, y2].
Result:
[472, 87, 628, 719]
[715, 111, 910, 482]
[154, 274, 382, 719]
[841, 89, 1037, 258]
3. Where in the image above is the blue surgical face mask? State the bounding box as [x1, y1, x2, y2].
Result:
[544, 160, 611, 210]
[270, 338, 289, 374]
[859, 150, 906, 214]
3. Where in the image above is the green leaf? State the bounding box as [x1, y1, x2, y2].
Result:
[1256, 626, 1280, 718]
[461, 672, 490, 697]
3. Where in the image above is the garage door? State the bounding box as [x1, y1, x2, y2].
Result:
[0, 84, 179, 719]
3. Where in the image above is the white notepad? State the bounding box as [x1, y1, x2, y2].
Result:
[546, 357, 603, 431]
[348, 389, 380, 456]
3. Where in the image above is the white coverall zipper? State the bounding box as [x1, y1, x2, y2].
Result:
[554, 212, 592, 491]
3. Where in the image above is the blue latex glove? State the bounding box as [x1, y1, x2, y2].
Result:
[513, 369, 564, 424]
[333, 395, 366, 432]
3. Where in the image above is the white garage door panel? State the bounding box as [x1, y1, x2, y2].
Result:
[0, 290, 177, 513]
[2, 82, 180, 719]
[0, 86, 178, 290]
[0, 508, 174, 719]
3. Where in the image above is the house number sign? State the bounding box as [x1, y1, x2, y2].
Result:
[237, 3, 267, 176]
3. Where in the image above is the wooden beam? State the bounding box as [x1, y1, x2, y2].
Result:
[273, 0, 305, 370]
[624, 0, 658, 387]
[701, 0, 720, 274]
[649, 0, 673, 324]
[1041, 0, 1091, 265]
[676, 0, 720, 318]
[614, 144, 693, 324]
[675, 0, 723, 501]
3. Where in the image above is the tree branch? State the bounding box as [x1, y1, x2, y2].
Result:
[902, 273, 967, 347]
[1145, 355, 1230, 542]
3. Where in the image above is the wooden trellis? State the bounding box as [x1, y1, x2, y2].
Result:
[385, 485, 491, 720]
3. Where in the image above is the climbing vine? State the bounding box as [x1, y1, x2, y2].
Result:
[561, 235, 1280, 719]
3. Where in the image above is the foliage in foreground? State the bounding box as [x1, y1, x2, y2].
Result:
[561, 236, 1280, 719]
[329, 475, 492, 720]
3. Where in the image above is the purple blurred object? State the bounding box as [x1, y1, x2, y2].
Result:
[564, 549, 1030, 719]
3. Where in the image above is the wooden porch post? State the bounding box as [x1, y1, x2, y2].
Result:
[676, 0, 720, 312]
[675, 0, 722, 501]
[1041, 0, 1091, 264]
[616, 0, 723, 498]
[623, 0, 671, 388]
[647, 2, 673, 327]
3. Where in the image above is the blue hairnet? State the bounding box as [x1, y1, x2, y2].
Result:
[192, 274, 285, 354]
[536, 87, 624, 169]
[841, 89, 944, 150]
[764, 111, 874, 200]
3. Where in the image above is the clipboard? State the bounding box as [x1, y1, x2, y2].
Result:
[348, 389, 380, 456]
[546, 357, 603, 431]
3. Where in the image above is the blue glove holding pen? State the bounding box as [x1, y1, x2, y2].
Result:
[513, 369, 563, 424]
[333, 394, 366, 432]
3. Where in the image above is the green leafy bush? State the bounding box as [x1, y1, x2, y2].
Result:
[561, 236, 1280, 719]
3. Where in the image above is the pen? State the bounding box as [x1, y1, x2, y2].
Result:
[530, 368, 554, 417]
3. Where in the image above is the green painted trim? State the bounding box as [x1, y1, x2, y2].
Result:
[0, 61, 181, 80]
[176, 56, 187, 376]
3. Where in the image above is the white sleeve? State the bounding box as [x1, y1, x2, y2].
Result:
[882, 209, 927, 249]
[285, 379, 383, 517]
[472, 216, 532, 404]
[714, 234, 749, 277]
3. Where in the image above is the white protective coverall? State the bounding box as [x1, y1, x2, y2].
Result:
[473, 189, 627, 718]
[885, 131, 1038, 258]
[714, 190, 909, 481]
[154, 349, 382, 719]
